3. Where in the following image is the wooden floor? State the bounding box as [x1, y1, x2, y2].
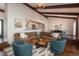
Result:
[0, 39, 79, 56]
[60, 39, 79, 56]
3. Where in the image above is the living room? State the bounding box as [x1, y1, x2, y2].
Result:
[0, 3, 79, 56]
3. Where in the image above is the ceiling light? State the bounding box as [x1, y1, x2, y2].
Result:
[35, 3, 45, 9]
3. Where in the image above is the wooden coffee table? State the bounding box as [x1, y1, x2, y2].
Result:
[36, 38, 48, 48]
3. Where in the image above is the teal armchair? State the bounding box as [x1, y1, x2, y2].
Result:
[12, 40, 33, 56]
[50, 38, 67, 55]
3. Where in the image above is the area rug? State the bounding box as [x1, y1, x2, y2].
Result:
[3, 44, 54, 56]
[33, 47, 54, 56]
[32, 44, 54, 56]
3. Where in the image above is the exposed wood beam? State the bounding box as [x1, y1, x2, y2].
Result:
[45, 15, 77, 19]
[0, 9, 4, 12]
[23, 3, 47, 18]
[41, 12, 79, 16]
[39, 3, 79, 9]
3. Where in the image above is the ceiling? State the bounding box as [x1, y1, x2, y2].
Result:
[0, 3, 5, 12]
[0, 3, 5, 10]
[0, 3, 79, 19]
[29, 3, 69, 7]
[24, 3, 79, 19]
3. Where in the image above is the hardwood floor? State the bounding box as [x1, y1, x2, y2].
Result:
[60, 39, 79, 56]
[0, 39, 79, 56]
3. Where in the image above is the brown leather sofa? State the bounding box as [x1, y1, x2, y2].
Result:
[40, 32, 53, 42]
[14, 32, 53, 45]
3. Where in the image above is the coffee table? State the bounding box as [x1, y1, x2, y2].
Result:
[36, 38, 48, 48]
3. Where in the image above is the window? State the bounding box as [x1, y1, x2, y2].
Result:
[73, 19, 78, 39]
[73, 20, 76, 36]
[0, 19, 3, 38]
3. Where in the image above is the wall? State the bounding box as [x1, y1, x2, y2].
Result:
[0, 12, 4, 19]
[6, 3, 48, 43]
[48, 18, 74, 34]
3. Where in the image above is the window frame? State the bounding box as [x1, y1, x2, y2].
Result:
[0, 19, 3, 38]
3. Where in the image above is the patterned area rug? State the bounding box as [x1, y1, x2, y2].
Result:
[33, 47, 54, 56]
[3, 43, 54, 56]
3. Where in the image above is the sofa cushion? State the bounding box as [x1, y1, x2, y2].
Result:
[40, 32, 52, 37]
[25, 38, 38, 45]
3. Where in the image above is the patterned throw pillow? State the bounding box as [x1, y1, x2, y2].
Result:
[51, 33, 62, 40]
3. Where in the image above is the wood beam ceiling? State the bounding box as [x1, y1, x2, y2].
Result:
[38, 3, 79, 9]
[23, 3, 79, 19]
[45, 15, 77, 19]
[41, 12, 79, 16]
[23, 3, 47, 18]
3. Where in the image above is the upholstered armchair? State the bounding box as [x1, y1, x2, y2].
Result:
[50, 38, 67, 55]
[12, 40, 33, 56]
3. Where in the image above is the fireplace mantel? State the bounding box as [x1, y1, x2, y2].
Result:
[15, 29, 41, 33]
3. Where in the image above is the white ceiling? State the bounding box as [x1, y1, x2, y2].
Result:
[0, 3, 5, 10]
[0, 3, 78, 19]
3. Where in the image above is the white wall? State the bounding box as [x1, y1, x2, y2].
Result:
[0, 12, 4, 19]
[48, 18, 74, 34]
[6, 3, 49, 43]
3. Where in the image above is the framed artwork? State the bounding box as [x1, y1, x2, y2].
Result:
[14, 19, 22, 28]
